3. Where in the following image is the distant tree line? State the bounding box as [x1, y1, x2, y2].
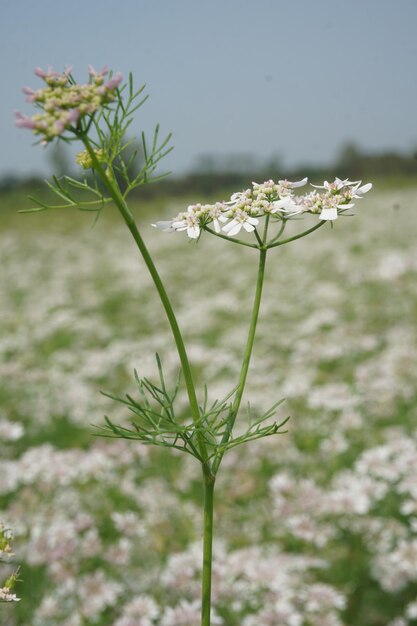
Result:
[1, 142, 417, 197]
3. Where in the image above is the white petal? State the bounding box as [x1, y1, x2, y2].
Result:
[223, 221, 242, 237]
[226, 192, 244, 204]
[337, 203, 355, 209]
[246, 216, 259, 226]
[213, 218, 221, 233]
[151, 220, 174, 232]
[243, 222, 256, 233]
[187, 225, 200, 239]
[319, 207, 338, 221]
[286, 204, 303, 214]
[282, 176, 308, 188]
[275, 197, 303, 214]
[272, 198, 290, 211]
[172, 219, 187, 229]
[355, 182, 372, 195]
[222, 219, 237, 233]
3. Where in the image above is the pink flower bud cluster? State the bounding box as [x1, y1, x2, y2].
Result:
[15, 65, 123, 142]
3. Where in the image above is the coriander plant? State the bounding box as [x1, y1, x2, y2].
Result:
[16, 65, 372, 626]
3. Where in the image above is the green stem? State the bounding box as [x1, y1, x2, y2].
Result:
[212, 247, 267, 474]
[268, 218, 286, 244]
[80, 135, 210, 465]
[204, 226, 258, 249]
[267, 220, 325, 248]
[201, 473, 215, 626]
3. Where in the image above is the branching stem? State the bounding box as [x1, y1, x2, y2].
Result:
[80, 134, 211, 469]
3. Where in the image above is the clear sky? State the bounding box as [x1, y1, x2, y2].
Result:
[3, 0, 417, 178]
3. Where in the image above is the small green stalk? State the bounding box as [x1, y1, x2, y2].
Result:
[212, 246, 267, 474]
[267, 220, 325, 248]
[201, 472, 215, 626]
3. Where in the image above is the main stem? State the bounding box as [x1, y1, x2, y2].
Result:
[201, 473, 215, 626]
[81, 136, 210, 465]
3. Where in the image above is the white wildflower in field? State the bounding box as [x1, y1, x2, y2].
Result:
[161, 599, 222, 625]
[0, 419, 24, 441]
[0, 587, 20, 602]
[114, 594, 159, 626]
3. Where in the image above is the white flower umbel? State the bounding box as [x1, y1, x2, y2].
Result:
[153, 177, 372, 241]
[301, 178, 372, 222]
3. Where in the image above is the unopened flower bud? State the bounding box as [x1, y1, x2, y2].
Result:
[75, 148, 105, 169]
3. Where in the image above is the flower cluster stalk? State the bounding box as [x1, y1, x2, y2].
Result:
[212, 247, 267, 475]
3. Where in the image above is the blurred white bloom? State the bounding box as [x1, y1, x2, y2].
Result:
[406, 600, 417, 619]
[0, 418, 24, 441]
[115, 594, 159, 626]
[0, 586, 20, 602]
[78, 570, 122, 619]
[161, 599, 222, 625]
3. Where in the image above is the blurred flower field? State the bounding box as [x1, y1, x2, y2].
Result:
[1, 187, 417, 625]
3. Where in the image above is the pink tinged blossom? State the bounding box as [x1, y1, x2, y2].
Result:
[34, 66, 61, 82]
[22, 86, 36, 102]
[88, 65, 109, 78]
[105, 72, 123, 90]
[34, 67, 49, 78]
[67, 108, 81, 124]
[14, 111, 36, 129]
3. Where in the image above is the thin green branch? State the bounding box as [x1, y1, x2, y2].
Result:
[267, 220, 325, 248]
[203, 226, 258, 249]
[212, 247, 267, 474]
[267, 218, 286, 244]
